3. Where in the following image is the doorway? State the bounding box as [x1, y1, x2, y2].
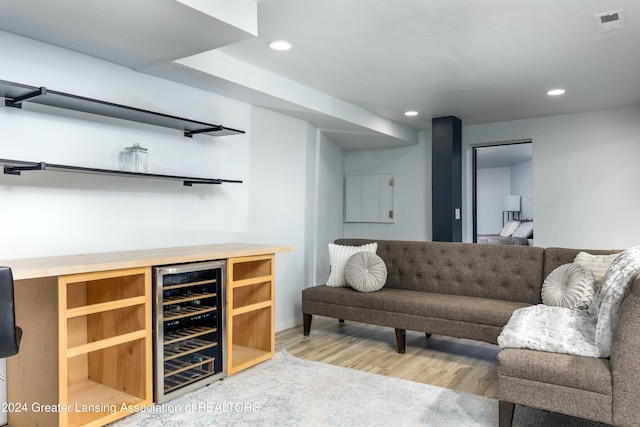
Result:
[472, 142, 533, 243]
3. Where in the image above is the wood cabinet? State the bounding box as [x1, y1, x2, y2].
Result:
[226, 255, 275, 375]
[4, 243, 291, 426]
[8, 268, 153, 427]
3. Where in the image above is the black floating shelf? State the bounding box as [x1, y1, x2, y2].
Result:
[0, 159, 242, 187]
[0, 79, 244, 138]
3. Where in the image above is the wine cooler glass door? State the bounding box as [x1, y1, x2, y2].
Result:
[153, 260, 226, 403]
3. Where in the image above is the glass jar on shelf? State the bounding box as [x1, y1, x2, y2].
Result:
[119, 143, 148, 173]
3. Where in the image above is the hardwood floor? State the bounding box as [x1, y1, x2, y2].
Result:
[275, 316, 499, 398]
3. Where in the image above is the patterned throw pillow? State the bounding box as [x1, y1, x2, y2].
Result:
[541, 263, 596, 309]
[344, 251, 388, 292]
[573, 251, 621, 287]
[326, 242, 377, 287]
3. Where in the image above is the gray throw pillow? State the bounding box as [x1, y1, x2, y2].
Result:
[344, 251, 387, 292]
[541, 263, 596, 309]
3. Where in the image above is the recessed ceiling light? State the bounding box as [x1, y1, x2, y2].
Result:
[268, 40, 292, 51]
[404, 111, 419, 117]
[547, 89, 566, 96]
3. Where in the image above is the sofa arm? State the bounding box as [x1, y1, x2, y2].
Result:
[611, 274, 640, 427]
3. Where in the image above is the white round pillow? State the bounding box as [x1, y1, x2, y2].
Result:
[344, 251, 387, 292]
[541, 263, 596, 309]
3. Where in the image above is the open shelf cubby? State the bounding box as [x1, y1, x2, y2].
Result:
[59, 267, 152, 427]
[226, 255, 275, 375]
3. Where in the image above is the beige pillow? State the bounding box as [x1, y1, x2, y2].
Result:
[326, 242, 378, 287]
[499, 220, 521, 237]
[344, 251, 387, 292]
[573, 251, 621, 287]
[541, 263, 596, 309]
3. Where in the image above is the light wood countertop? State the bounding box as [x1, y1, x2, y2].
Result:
[1, 243, 294, 280]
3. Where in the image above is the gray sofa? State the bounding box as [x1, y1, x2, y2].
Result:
[302, 238, 547, 352]
[301, 239, 640, 426]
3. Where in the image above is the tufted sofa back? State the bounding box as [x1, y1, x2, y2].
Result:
[543, 247, 622, 279]
[335, 238, 545, 305]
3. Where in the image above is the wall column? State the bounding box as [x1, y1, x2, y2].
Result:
[431, 116, 462, 242]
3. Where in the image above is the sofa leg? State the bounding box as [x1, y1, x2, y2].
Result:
[499, 401, 515, 427]
[425, 333, 431, 338]
[339, 319, 345, 323]
[395, 328, 406, 354]
[303, 313, 312, 336]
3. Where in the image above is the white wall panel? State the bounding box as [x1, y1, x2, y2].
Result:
[344, 132, 430, 240]
[345, 173, 394, 223]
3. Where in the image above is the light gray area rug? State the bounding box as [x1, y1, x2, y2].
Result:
[112, 351, 610, 426]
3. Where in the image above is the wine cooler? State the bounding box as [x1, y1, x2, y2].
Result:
[153, 260, 226, 403]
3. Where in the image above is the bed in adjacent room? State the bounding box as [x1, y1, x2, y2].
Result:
[477, 220, 533, 246]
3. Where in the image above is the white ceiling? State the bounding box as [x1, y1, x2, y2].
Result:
[0, 0, 638, 149]
[475, 143, 532, 169]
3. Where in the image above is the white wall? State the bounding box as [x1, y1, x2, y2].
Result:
[244, 106, 310, 332]
[312, 132, 346, 286]
[0, 32, 313, 414]
[511, 160, 533, 220]
[340, 105, 640, 249]
[463, 105, 640, 248]
[476, 167, 511, 234]
[0, 31, 250, 258]
[476, 160, 533, 234]
[344, 131, 431, 241]
[0, 33, 308, 328]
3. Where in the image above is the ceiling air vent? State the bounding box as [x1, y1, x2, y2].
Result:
[594, 9, 626, 32]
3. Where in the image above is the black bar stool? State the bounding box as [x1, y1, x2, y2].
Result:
[0, 267, 22, 361]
